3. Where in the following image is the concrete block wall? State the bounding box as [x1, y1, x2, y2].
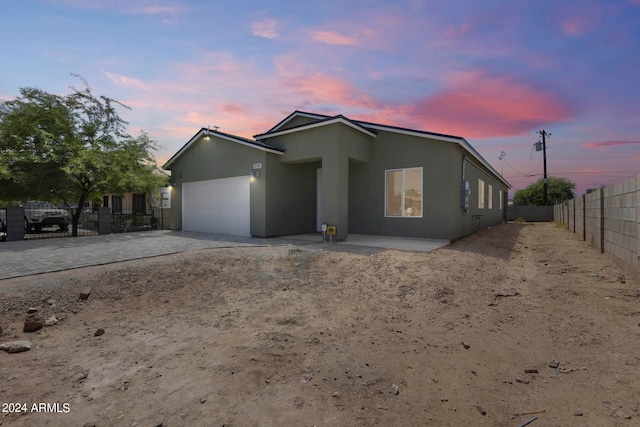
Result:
[554, 176, 639, 279]
[585, 189, 603, 250]
[603, 178, 638, 274]
[574, 195, 585, 240]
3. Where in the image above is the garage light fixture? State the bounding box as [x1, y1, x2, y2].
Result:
[203, 126, 211, 141]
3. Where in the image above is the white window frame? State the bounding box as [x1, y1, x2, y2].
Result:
[478, 179, 485, 209]
[385, 167, 423, 218]
[488, 184, 493, 209]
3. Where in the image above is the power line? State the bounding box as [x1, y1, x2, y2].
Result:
[502, 156, 538, 177]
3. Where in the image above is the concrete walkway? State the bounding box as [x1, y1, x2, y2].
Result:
[0, 231, 449, 280]
[285, 233, 450, 252]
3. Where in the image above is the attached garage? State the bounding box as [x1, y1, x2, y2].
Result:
[181, 176, 250, 236]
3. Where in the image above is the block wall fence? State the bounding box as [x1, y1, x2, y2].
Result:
[553, 176, 639, 279]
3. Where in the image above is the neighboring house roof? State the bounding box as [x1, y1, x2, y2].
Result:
[163, 127, 284, 170]
[254, 114, 377, 139]
[260, 110, 510, 188]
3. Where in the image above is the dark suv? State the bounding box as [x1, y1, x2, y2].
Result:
[23, 201, 70, 233]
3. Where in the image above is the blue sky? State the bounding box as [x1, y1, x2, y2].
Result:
[1, 0, 638, 196]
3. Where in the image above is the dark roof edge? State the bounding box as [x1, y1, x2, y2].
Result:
[354, 119, 464, 141]
[162, 128, 283, 170]
[265, 110, 330, 133]
[254, 113, 377, 139]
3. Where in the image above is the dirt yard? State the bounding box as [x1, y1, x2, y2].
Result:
[0, 222, 637, 427]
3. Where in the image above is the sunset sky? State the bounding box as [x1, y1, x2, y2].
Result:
[1, 0, 638, 196]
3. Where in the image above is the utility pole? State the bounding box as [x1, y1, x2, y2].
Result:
[536, 130, 549, 205]
[498, 151, 506, 175]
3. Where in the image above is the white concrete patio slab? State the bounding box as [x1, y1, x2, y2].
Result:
[282, 233, 450, 252]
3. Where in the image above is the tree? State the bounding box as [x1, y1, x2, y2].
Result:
[513, 177, 576, 206]
[0, 77, 167, 236]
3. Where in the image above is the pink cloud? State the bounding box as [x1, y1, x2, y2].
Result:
[311, 30, 358, 46]
[123, 52, 275, 143]
[350, 105, 415, 128]
[103, 71, 151, 91]
[287, 73, 377, 108]
[407, 71, 573, 138]
[303, 9, 404, 51]
[272, 56, 377, 110]
[252, 18, 279, 39]
[219, 104, 247, 115]
[583, 140, 640, 148]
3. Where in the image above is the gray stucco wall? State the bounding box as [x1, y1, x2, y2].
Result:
[262, 157, 320, 237]
[264, 123, 373, 240]
[454, 154, 508, 238]
[348, 132, 458, 239]
[348, 133, 508, 241]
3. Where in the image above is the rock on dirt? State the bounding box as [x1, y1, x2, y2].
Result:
[79, 287, 92, 300]
[0, 340, 32, 353]
[45, 315, 58, 326]
[23, 313, 43, 332]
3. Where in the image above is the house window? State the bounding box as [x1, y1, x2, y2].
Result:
[385, 167, 422, 217]
[488, 184, 493, 209]
[112, 195, 122, 214]
[133, 193, 146, 214]
[478, 179, 485, 209]
[499, 190, 503, 210]
[102, 195, 109, 207]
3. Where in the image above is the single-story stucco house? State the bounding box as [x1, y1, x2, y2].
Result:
[162, 111, 510, 241]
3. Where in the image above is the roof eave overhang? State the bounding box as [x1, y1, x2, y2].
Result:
[163, 129, 283, 170]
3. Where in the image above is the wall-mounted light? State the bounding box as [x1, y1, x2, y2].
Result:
[252, 171, 260, 178]
[203, 126, 211, 141]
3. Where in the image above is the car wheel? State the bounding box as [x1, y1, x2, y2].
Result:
[34, 224, 42, 233]
[60, 224, 69, 232]
[24, 218, 30, 234]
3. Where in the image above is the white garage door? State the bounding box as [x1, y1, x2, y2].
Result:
[182, 176, 250, 236]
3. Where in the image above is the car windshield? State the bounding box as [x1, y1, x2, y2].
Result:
[24, 201, 57, 209]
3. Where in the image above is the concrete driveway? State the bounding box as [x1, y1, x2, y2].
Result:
[0, 231, 449, 280]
